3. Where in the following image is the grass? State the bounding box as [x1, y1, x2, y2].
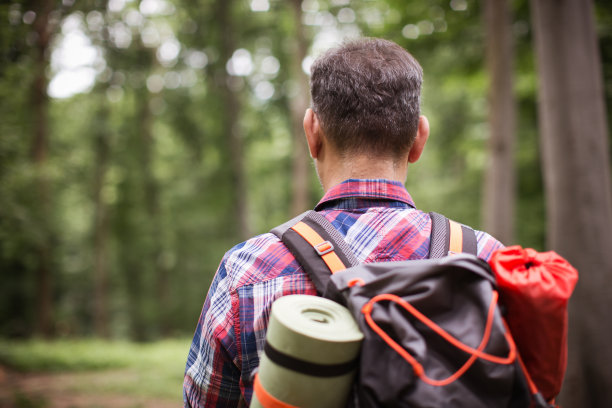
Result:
[0, 337, 192, 402]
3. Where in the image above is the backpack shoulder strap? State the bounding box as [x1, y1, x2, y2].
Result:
[271, 211, 359, 301]
[429, 212, 478, 258]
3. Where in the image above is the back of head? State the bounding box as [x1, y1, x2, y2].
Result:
[310, 38, 423, 160]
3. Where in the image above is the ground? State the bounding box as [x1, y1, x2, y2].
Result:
[0, 365, 180, 408]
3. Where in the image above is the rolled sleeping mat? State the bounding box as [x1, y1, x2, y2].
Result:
[251, 294, 363, 408]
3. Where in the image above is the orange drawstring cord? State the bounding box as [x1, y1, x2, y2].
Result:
[362, 291, 516, 387]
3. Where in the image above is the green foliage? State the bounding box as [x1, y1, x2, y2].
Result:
[0, 0, 609, 340]
[0, 338, 189, 402]
[0, 339, 129, 372]
[595, 0, 612, 157]
[0, 336, 187, 370]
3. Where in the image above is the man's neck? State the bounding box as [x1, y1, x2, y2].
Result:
[318, 154, 408, 193]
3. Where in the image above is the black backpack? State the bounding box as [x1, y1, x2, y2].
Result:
[270, 210, 550, 408]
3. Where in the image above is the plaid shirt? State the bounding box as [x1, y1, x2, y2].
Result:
[183, 179, 503, 407]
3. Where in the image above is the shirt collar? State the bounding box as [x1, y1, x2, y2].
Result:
[315, 179, 416, 211]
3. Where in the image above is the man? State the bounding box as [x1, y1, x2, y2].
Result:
[183, 37, 503, 407]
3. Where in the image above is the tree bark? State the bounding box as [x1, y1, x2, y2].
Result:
[216, 0, 251, 240]
[31, 0, 56, 338]
[93, 106, 111, 338]
[138, 88, 170, 336]
[530, 0, 612, 406]
[482, 0, 516, 245]
[289, 0, 312, 216]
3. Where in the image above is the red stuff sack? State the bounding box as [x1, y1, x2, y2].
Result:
[489, 246, 578, 402]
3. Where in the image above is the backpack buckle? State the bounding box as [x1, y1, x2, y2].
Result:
[315, 241, 334, 256]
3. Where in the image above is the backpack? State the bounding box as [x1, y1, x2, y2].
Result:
[268, 210, 551, 408]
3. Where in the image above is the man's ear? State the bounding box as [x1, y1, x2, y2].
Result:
[408, 115, 430, 163]
[303, 108, 323, 159]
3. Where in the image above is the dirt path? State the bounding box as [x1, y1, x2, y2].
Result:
[0, 365, 180, 408]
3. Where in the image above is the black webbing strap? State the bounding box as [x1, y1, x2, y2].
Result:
[429, 212, 478, 258]
[461, 224, 478, 255]
[272, 211, 478, 296]
[271, 211, 358, 302]
[264, 342, 359, 377]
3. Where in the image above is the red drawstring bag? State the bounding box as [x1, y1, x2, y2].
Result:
[488, 246, 578, 401]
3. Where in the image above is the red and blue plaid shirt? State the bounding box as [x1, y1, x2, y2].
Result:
[183, 179, 503, 407]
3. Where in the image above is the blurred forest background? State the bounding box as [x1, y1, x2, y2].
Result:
[1, 0, 611, 406]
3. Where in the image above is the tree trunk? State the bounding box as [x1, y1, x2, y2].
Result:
[216, 0, 251, 240]
[138, 88, 170, 336]
[126, 82, 166, 340]
[530, 0, 612, 406]
[289, 0, 312, 216]
[482, 0, 516, 245]
[31, 0, 55, 338]
[93, 105, 111, 338]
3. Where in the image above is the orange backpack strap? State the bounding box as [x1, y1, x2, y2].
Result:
[271, 211, 359, 300]
[429, 212, 478, 258]
[291, 221, 347, 274]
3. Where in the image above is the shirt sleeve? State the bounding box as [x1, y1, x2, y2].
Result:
[475, 230, 505, 261]
[183, 257, 243, 408]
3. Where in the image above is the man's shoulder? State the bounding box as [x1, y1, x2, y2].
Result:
[427, 211, 504, 261]
[220, 232, 303, 290]
[224, 232, 280, 257]
[471, 228, 505, 261]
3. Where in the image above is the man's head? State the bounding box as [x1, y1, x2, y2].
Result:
[309, 38, 424, 160]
